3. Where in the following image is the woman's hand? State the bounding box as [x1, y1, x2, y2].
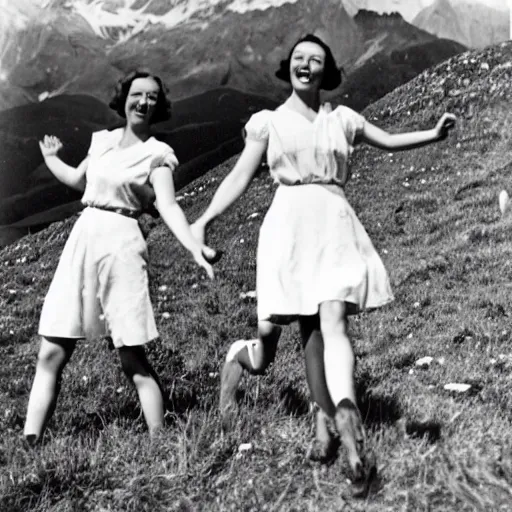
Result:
[39, 135, 63, 158]
[434, 113, 456, 140]
[191, 246, 215, 279]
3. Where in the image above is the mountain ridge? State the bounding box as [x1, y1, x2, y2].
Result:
[413, 0, 509, 48]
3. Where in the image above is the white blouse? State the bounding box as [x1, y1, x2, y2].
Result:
[81, 128, 178, 213]
[245, 103, 365, 187]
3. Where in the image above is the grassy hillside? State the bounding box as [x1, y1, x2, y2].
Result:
[1, 42, 512, 511]
[339, 38, 466, 111]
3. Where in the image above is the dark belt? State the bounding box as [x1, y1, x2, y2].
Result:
[88, 205, 141, 219]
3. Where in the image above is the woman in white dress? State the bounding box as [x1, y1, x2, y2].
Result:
[192, 34, 455, 494]
[24, 70, 215, 444]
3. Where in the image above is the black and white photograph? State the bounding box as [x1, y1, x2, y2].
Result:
[0, 0, 511, 510]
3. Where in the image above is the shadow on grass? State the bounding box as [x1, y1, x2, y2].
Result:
[279, 385, 310, 417]
[356, 383, 443, 443]
[405, 420, 442, 443]
[356, 379, 402, 427]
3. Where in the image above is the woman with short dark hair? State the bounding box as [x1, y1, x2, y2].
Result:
[193, 33, 456, 496]
[24, 70, 215, 443]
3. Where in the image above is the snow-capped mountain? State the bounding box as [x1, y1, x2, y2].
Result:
[0, 0, 363, 108]
[0, 0, 472, 111]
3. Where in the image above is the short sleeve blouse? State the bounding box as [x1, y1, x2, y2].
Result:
[81, 128, 178, 212]
[244, 104, 365, 187]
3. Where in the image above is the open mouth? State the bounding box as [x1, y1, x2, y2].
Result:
[134, 104, 149, 116]
[295, 68, 312, 83]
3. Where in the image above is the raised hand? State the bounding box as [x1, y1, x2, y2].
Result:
[39, 135, 63, 158]
[435, 113, 456, 140]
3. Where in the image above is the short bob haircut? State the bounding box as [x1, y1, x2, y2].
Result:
[108, 70, 172, 124]
[275, 34, 342, 91]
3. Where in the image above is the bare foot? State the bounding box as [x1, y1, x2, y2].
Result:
[307, 406, 338, 463]
[335, 398, 376, 498]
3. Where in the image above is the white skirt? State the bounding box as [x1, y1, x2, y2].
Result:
[38, 207, 158, 347]
[256, 184, 394, 323]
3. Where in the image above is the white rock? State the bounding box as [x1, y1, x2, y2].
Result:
[415, 356, 433, 368]
[444, 383, 471, 393]
[162, 312, 171, 319]
[248, 212, 259, 219]
[240, 290, 257, 300]
[499, 190, 509, 215]
[158, 285, 168, 292]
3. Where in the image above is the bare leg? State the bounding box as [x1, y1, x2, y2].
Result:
[299, 315, 337, 462]
[219, 320, 281, 430]
[24, 336, 77, 444]
[319, 300, 373, 496]
[318, 301, 356, 405]
[118, 346, 164, 435]
[299, 315, 335, 417]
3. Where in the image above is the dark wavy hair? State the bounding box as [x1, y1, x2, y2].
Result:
[108, 70, 172, 124]
[275, 34, 342, 91]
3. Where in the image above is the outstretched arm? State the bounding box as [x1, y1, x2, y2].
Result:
[151, 165, 215, 279]
[39, 135, 88, 191]
[360, 113, 456, 151]
[192, 139, 266, 240]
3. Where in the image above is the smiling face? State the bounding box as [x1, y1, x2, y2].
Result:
[289, 41, 326, 92]
[124, 77, 160, 127]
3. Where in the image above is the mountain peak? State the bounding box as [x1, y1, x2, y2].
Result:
[413, 0, 509, 48]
